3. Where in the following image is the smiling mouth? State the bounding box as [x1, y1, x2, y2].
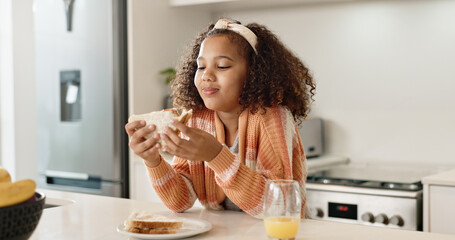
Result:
[202, 88, 219, 95]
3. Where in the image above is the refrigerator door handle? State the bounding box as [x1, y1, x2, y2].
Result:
[45, 170, 89, 180]
[45, 170, 101, 189]
[63, 0, 75, 31]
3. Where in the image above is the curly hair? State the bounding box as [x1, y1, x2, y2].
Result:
[171, 19, 316, 122]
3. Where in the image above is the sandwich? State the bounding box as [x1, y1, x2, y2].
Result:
[128, 108, 193, 150]
[124, 211, 183, 234]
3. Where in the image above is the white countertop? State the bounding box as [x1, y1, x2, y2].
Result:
[306, 154, 350, 173]
[29, 189, 455, 240]
[422, 168, 455, 186]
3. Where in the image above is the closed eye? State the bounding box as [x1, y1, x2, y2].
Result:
[218, 66, 231, 70]
[197, 67, 205, 70]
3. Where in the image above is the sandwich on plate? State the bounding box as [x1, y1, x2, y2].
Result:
[124, 211, 183, 234]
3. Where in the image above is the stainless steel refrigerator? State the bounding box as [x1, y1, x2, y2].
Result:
[34, 0, 129, 197]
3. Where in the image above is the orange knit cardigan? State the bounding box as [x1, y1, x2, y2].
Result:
[145, 106, 307, 218]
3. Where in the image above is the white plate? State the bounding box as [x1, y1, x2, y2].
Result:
[116, 218, 212, 240]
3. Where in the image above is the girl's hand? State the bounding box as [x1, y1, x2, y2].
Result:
[161, 120, 222, 162]
[125, 121, 162, 167]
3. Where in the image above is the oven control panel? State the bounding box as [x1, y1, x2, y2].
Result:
[306, 188, 422, 230]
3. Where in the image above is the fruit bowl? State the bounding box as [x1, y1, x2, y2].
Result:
[0, 192, 45, 240]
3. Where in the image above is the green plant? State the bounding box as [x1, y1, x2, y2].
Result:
[160, 68, 176, 85]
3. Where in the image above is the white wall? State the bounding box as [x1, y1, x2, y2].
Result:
[0, 0, 11, 167]
[214, 0, 455, 165]
[0, 0, 37, 181]
[127, 0, 211, 200]
[128, 0, 212, 115]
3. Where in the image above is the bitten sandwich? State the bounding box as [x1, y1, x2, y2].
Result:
[128, 108, 193, 150]
[124, 211, 183, 234]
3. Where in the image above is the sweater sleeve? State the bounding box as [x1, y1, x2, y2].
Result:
[144, 155, 197, 213]
[207, 146, 266, 218]
[208, 107, 307, 218]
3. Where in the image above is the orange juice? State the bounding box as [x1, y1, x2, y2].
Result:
[264, 216, 300, 239]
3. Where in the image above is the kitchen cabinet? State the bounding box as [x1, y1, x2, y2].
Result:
[131, 159, 161, 202]
[422, 168, 455, 235]
[131, 156, 203, 207]
[169, 0, 353, 11]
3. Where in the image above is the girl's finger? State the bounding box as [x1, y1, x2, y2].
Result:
[125, 120, 146, 136]
[161, 133, 187, 157]
[164, 126, 182, 145]
[131, 124, 156, 143]
[136, 133, 160, 153]
[141, 143, 161, 158]
[171, 120, 193, 138]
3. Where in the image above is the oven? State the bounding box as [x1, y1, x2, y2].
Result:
[306, 163, 441, 231]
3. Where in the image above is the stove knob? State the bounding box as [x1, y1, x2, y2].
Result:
[361, 212, 374, 223]
[311, 207, 324, 218]
[375, 213, 389, 225]
[390, 215, 404, 227]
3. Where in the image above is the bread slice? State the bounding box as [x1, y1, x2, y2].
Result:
[128, 109, 193, 150]
[124, 211, 183, 235]
[125, 227, 178, 234]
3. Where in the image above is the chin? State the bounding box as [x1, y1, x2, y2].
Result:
[202, 101, 220, 111]
[202, 100, 240, 113]
[204, 105, 221, 112]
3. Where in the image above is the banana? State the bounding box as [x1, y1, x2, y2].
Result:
[0, 179, 36, 207]
[0, 167, 11, 183]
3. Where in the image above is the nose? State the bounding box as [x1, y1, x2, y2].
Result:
[201, 68, 215, 82]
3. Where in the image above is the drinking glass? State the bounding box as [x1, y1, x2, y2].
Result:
[263, 179, 301, 240]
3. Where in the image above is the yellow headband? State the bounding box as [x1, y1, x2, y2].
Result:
[213, 19, 258, 54]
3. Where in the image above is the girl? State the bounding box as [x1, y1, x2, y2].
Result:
[125, 18, 315, 218]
